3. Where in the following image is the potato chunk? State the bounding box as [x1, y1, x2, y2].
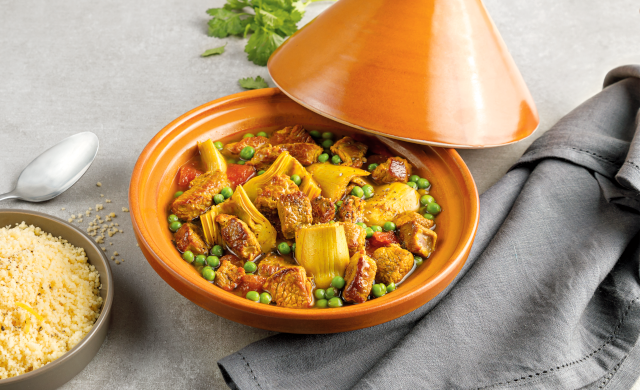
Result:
[372, 244, 414, 285]
[263, 266, 314, 308]
[343, 251, 377, 304]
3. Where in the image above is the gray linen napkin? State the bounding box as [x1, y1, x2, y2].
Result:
[218, 65, 640, 390]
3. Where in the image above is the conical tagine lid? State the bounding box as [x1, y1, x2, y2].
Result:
[268, 0, 539, 148]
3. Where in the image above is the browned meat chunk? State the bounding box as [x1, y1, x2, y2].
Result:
[263, 266, 314, 308]
[255, 175, 299, 231]
[337, 195, 365, 223]
[174, 222, 209, 255]
[330, 136, 368, 168]
[215, 214, 262, 262]
[339, 222, 366, 257]
[214, 259, 246, 291]
[257, 254, 296, 277]
[372, 244, 414, 284]
[171, 170, 231, 220]
[277, 191, 313, 239]
[311, 196, 335, 224]
[237, 274, 267, 296]
[371, 157, 412, 184]
[247, 143, 323, 170]
[222, 136, 270, 158]
[221, 254, 244, 268]
[269, 125, 316, 145]
[343, 251, 377, 304]
[395, 212, 437, 258]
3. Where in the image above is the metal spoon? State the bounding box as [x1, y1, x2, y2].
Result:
[0, 132, 99, 202]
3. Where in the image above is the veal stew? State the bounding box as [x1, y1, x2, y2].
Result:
[167, 126, 441, 309]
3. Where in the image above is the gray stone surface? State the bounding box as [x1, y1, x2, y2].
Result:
[0, 0, 639, 389]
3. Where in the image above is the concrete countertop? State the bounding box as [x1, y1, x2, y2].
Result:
[1, 0, 639, 388]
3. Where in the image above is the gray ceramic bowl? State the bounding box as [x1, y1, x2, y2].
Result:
[0, 209, 113, 390]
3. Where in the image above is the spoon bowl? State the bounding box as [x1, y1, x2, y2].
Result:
[0, 132, 99, 202]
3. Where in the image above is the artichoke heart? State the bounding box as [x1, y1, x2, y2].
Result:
[198, 139, 227, 173]
[364, 182, 421, 226]
[295, 223, 351, 289]
[306, 163, 370, 201]
[200, 186, 276, 253]
[242, 151, 320, 201]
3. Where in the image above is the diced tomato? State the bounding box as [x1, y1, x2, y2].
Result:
[366, 231, 399, 255]
[226, 164, 256, 188]
[177, 165, 203, 188]
[236, 274, 266, 296]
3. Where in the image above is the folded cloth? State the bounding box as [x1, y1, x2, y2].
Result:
[218, 65, 640, 390]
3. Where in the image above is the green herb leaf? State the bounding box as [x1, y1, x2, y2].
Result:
[239, 76, 269, 89]
[244, 27, 285, 66]
[207, 8, 252, 38]
[201, 45, 227, 57]
[224, 0, 251, 11]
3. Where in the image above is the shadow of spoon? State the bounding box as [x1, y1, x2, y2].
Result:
[0, 132, 99, 203]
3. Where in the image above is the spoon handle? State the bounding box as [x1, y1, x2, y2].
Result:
[0, 191, 19, 202]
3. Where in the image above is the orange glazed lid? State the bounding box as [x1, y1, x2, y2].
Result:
[268, 0, 539, 148]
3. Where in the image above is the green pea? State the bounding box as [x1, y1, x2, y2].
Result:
[407, 182, 418, 190]
[314, 288, 326, 300]
[278, 242, 291, 255]
[242, 133, 255, 139]
[417, 178, 430, 189]
[169, 221, 182, 232]
[331, 155, 342, 165]
[351, 186, 364, 198]
[321, 132, 334, 139]
[316, 299, 328, 308]
[206, 256, 220, 268]
[174, 191, 184, 198]
[260, 292, 272, 304]
[237, 160, 246, 165]
[246, 291, 260, 302]
[257, 170, 266, 175]
[318, 153, 329, 163]
[292, 243, 296, 252]
[290, 174, 302, 186]
[329, 221, 335, 224]
[362, 185, 374, 199]
[182, 251, 195, 263]
[210, 245, 224, 257]
[372, 284, 386, 298]
[194, 255, 206, 267]
[240, 146, 255, 160]
[336, 200, 343, 207]
[168, 214, 179, 223]
[409, 175, 420, 183]
[325, 287, 338, 299]
[309, 130, 321, 138]
[386, 282, 396, 292]
[368, 163, 378, 172]
[414, 256, 424, 266]
[371, 225, 382, 233]
[383, 221, 396, 231]
[423, 213, 435, 220]
[213, 194, 225, 205]
[244, 261, 257, 274]
[379, 283, 387, 294]
[221, 187, 233, 199]
[420, 195, 435, 206]
[321, 139, 334, 149]
[354, 222, 365, 229]
[365, 227, 374, 238]
[426, 202, 441, 215]
[331, 276, 345, 290]
[202, 267, 215, 281]
[214, 141, 224, 151]
[256, 131, 268, 138]
[328, 297, 343, 308]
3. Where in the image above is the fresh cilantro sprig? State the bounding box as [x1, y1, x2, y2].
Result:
[201, 44, 227, 57]
[206, 0, 333, 66]
[239, 76, 269, 89]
